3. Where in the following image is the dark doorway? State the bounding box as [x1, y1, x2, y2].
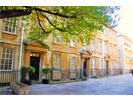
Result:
[106, 61, 108, 75]
[30, 53, 40, 80]
[83, 59, 87, 77]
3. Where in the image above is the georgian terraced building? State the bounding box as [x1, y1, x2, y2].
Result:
[0, 16, 121, 83]
[117, 32, 133, 74]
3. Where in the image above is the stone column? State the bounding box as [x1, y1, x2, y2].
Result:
[43, 52, 47, 66]
[25, 49, 30, 66]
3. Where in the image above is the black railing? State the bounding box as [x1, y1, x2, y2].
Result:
[0, 70, 21, 87]
[91, 68, 123, 77]
[0, 68, 125, 87]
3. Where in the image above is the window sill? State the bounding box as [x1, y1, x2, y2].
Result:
[53, 42, 62, 45]
[53, 70, 61, 72]
[69, 46, 76, 48]
[2, 31, 18, 36]
[70, 70, 76, 72]
[0, 70, 12, 72]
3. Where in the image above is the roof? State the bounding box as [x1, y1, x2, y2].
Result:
[118, 32, 133, 42]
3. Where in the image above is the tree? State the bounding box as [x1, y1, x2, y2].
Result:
[0, 6, 121, 44]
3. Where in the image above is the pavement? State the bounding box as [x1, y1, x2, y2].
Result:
[0, 74, 133, 95]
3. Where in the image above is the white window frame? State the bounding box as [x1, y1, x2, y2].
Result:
[110, 46, 112, 54]
[5, 17, 18, 34]
[70, 39, 76, 47]
[92, 59, 96, 71]
[115, 62, 117, 70]
[92, 39, 96, 52]
[114, 47, 116, 55]
[70, 56, 76, 71]
[53, 54, 61, 71]
[54, 34, 62, 44]
[99, 41, 102, 53]
[83, 42, 88, 50]
[104, 28, 106, 35]
[109, 30, 111, 38]
[99, 60, 103, 71]
[0, 48, 14, 71]
[105, 44, 107, 53]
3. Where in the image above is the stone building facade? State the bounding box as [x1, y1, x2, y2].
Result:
[0, 16, 120, 82]
[117, 32, 133, 74]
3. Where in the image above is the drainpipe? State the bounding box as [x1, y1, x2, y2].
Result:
[18, 18, 25, 82]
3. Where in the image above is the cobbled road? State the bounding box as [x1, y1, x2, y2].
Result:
[29, 74, 133, 95]
[0, 74, 133, 95]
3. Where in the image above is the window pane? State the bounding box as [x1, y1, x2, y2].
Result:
[5, 60, 8, 65]
[0, 65, 4, 70]
[5, 26, 8, 31]
[7, 49, 10, 53]
[2, 48, 6, 53]
[9, 54, 12, 59]
[2, 54, 5, 58]
[1, 59, 5, 64]
[8, 65, 12, 70]
[6, 54, 9, 58]
[9, 60, 12, 64]
[9, 27, 11, 32]
[5, 65, 8, 70]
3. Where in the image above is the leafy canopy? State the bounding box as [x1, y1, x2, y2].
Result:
[0, 6, 121, 44]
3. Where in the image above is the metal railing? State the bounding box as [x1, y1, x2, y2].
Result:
[0, 70, 21, 87]
[91, 68, 123, 77]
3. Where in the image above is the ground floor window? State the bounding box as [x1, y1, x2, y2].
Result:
[53, 54, 61, 71]
[70, 56, 76, 71]
[0, 48, 14, 71]
[99, 60, 103, 71]
[92, 59, 96, 71]
[115, 62, 117, 70]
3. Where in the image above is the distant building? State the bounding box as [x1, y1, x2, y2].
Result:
[117, 32, 133, 74]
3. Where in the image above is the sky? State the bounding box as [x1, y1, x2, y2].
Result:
[115, 6, 133, 40]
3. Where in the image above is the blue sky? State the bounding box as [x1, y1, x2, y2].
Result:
[115, 6, 133, 40]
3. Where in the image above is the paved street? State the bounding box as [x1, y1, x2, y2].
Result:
[29, 74, 133, 95]
[0, 74, 133, 95]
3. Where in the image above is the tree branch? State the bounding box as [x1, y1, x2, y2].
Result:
[40, 11, 66, 32]
[35, 9, 51, 34]
[33, 8, 77, 18]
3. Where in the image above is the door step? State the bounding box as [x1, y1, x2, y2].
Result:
[31, 80, 42, 84]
